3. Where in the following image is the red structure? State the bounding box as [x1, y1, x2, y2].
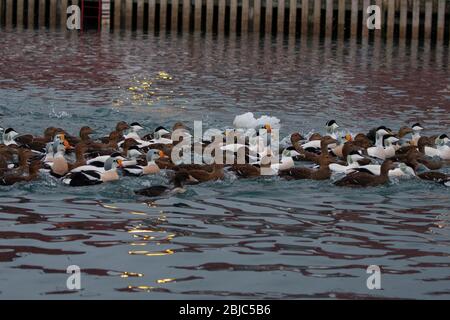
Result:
[81, 0, 102, 31]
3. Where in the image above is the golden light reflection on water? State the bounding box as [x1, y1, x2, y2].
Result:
[128, 249, 174, 256]
[157, 278, 175, 284]
[120, 271, 144, 278]
[115, 71, 174, 107]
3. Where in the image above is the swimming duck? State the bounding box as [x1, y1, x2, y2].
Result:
[178, 164, 225, 183]
[1, 128, 19, 146]
[134, 171, 195, 198]
[301, 121, 340, 151]
[99, 121, 129, 144]
[124, 122, 145, 140]
[334, 160, 396, 187]
[148, 126, 173, 145]
[410, 123, 424, 146]
[279, 155, 334, 181]
[424, 134, 450, 160]
[62, 157, 123, 187]
[366, 127, 395, 160]
[122, 149, 162, 177]
[0, 160, 41, 186]
[329, 150, 366, 173]
[50, 141, 70, 177]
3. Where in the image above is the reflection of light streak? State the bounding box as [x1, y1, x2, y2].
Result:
[120, 271, 144, 278]
[128, 229, 155, 233]
[102, 204, 119, 209]
[157, 278, 175, 284]
[129, 211, 147, 216]
[128, 249, 174, 256]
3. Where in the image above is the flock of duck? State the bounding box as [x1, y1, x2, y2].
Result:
[1, 112, 449, 197]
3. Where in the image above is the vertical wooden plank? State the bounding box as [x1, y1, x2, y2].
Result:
[242, 0, 249, 33]
[254, 0, 261, 33]
[206, 0, 213, 32]
[0, 0, 3, 26]
[17, 0, 24, 28]
[301, 0, 309, 35]
[265, 0, 272, 33]
[125, 0, 132, 30]
[277, 0, 285, 35]
[289, 0, 296, 36]
[5, 0, 13, 27]
[351, 0, 358, 37]
[374, 0, 382, 39]
[49, 0, 56, 29]
[136, 0, 143, 31]
[114, 0, 122, 30]
[28, 0, 35, 28]
[60, 0, 68, 30]
[399, 0, 407, 38]
[362, 0, 369, 37]
[325, 0, 333, 37]
[182, 0, 190, 32]
[412, 0, 420, 40]
[424, 0, 432, 39]
[218, 0, 225, 33]
[436, 0, 445, 43]
[160, 0, 167, 30]
[194, 0, 201, 31]
[313, 0, 321, 36]
[231, 0, 237, 33]
[39, 0, 46, 28]
[337, 0, 345, 38]
[386, 0, 395, 39]
[171, 0, 179, 31]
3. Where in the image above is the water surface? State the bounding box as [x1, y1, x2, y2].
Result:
[0, 30, 449, 299]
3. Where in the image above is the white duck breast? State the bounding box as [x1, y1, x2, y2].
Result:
[388, 163, 416, 178]
[2, 128, 19, 146]
[329, 154, 364, 173]
[424, 135, 450, 159]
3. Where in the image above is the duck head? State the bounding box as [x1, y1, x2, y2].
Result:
[435, 134, 449, 146]
[3, 128, 19, 143]
[154, 126, 171, 139]
[80, 126, 94, 139]
[129, 122, 144, 132]
[321, 136, 338, 148]
[325, 120, 339, 134]
[412, 123, 424, 132]
[347, 150, 365, 164]
[397, 126, 413, 138]
[116, 121, 129, 132]
[104, 157, 123, 171]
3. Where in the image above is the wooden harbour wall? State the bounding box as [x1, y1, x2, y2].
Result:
[1, 0, 450, 43]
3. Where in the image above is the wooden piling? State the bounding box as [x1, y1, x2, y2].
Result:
[17, 0, 24, 29]
[289, 0, 296, 36]
[137, 0, 144, 31]
[149, 0, 156, 31]
[399, 0, 407, 38]
[386, 0, 395, 39]
[301, 0, 309, 35]
[338, 0, 346, 39]
[231, 0, 238, 33]
[437, 0, 446, 42]
[5, 0, 13, 27]
[194, 0, 202, 32]
[60, 0, 68, 30]
[182, 0, 190, 31]
[325, 0, 333, 37]
[265, 0, 272, 34]
[242, 0, 249, 33]
[362, 0, 369, 38]
[350, 0, 358, 37]
[277, 0, 285, 35]
[50, 0, 57, 29]
[424, 0, 432, 39]
[412, 0, 420, 40]
[125, 0, 132, 30]
[206, 0, 213, 32]
[172, 0, 179, 31]
[313, 0, 321, 36]
[254, 0, 261, 33]
[161, 0, 168, 30]
[115, 0, 122, 30]
[28, 0, 35, 28]
[218, 0, 226, 33]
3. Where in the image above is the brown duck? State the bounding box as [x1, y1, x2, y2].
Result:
[0, 160, 41, 186]
[334, 160, 395, 187]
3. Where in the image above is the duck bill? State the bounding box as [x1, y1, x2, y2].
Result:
[117, 159, 124, 168]
[264, 124, 272, 134]
[159, 150, 167, 158]
[63, 139, 74, 150]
